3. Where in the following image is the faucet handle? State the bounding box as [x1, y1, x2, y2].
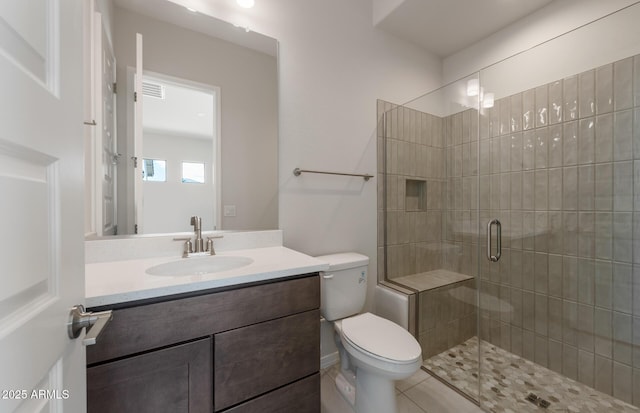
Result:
[173, 237, 193, 258]
[190, 216, 201, 229]
[206, 235, 223, 256]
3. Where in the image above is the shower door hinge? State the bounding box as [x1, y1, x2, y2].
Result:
[112, 82, 117, 94]
[132, 156, 138, 168]
[134, 91, 137, 102]
[134, 224, 138, 234]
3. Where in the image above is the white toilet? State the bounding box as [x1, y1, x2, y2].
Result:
[317, 253, 422, 413]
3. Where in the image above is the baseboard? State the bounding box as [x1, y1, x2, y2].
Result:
[321, 351, 339, 370]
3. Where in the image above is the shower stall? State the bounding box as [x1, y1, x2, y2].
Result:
[378, 4, 640, 412]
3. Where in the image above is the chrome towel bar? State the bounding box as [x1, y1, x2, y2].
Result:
[293, 168, 373, 181]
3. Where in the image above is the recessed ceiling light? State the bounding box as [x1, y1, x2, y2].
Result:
[237, 0, 255, 9]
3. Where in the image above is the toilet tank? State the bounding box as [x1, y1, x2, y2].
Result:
[315, 252, 369, 322]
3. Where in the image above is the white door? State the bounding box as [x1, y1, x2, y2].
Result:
[0, 1, 86, 412]
[95, 14, 117, 236]
[133, 33, 144, 234]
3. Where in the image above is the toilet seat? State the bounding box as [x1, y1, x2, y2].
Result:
[340, 312, 421, 364]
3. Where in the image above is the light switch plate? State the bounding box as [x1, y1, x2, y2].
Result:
[224, 205, 236, 217]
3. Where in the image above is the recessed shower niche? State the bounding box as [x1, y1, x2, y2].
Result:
[405, 179, 427, 211]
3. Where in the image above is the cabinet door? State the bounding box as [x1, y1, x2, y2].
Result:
[87, 338, 212, 413]
[214, 310, 320, 411]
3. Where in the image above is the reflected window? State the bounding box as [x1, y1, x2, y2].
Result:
[142, 159, 166, 182]
[182, 162, 205, 184]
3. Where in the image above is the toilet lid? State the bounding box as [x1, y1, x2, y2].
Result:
[341, 313, 421, 363]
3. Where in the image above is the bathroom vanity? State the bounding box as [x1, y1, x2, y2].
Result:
[84, 237, 326, 413]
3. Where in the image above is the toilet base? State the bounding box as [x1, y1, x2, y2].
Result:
[335, 371, 356, 406]
[335, 366, 399, 413]
[354, 369, 397, 413]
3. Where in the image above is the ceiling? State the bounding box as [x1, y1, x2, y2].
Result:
[142, 77, 215, 140]
[113, 0, 277, 56]
[117, 0, 556, 59]
[375, 0, 556, 58]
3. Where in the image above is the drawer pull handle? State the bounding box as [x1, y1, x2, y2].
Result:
[322, 273, 334, 279]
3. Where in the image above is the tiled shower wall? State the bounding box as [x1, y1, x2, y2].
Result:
[442, 108, 480, 279]
[472, 55, 640, 404]
[376, 100, 445, 280]
[376, 100, 479, 361]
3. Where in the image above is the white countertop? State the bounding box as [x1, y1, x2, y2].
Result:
[85, 246, 329, 308]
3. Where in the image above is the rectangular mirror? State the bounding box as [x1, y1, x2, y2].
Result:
[85, 0, 278, 237]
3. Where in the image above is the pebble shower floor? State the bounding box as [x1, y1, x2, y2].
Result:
[423, 337, 639, 413]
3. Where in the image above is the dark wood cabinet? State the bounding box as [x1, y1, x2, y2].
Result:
[87, 338, 212, 413]
[214, 310, 320, 411]
[87, 274, 320, 413]
[224, 373, 320, 413]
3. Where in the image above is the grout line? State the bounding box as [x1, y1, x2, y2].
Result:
[398, 393, 429, 413]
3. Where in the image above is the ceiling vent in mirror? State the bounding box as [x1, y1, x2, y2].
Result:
[142, 82, 165, 99]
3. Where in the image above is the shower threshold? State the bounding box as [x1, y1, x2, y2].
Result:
[423, 337, 639, 413]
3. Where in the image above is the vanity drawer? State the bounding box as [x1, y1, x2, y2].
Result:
[223, 373, 320, 413]
[214, 309, 320, 411]
[87, 274, 319, 364]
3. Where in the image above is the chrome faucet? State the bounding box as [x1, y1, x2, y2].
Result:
[190, 216, 205, 253]
[174, 216, 224, 258]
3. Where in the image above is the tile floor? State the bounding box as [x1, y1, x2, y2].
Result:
[321, 363, 483, 413]
[322, 335, 640, 413]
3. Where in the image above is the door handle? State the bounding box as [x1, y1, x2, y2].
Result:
[67, 305, 113, 346]
[486, 219, 502, 262]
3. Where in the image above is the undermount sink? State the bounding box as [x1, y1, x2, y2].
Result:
[146, 255, 254, 276]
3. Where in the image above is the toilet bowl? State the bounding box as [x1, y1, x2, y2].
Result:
[337, 313, 422, 379]
[316, 253, 422, 413]
[336, 312, 422, 412]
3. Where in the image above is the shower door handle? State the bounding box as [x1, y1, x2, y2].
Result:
[486, 219, 501, 262]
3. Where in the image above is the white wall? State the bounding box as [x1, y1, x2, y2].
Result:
[168, 0, 443, 313]
[113, 6, 278, 233]
[142, 134, 215, 233]
[406, 2, 640, 133]
[480, 3, 640, 102]
[443, 0, 640, 85]
[372, 0, 406, 26]
[267, 0, 441, 313]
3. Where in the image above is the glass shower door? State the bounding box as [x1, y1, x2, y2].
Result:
[381, 74, 483, 403]
[476, 7, 640, 410]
